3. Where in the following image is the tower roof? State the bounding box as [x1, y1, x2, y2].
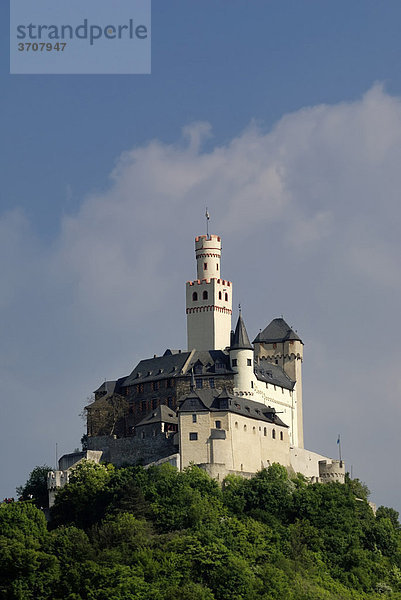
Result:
[230, 313, 253, 350]
[253, 318, 302, 344]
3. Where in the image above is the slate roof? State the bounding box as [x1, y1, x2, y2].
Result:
[123, 351, 191, 386]
[178, 387, 288, 428]
[230, 314, 253, 350]
[253, 318, 302, 344]
[136, 404, 178, 427]
[123, 349, 232, 386]
[93, 377, 127, 396]
[254, 362, 295, 391]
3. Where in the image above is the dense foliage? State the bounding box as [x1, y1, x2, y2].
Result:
[2, 462, 401, 599]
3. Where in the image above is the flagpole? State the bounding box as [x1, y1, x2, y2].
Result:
[337, 434, 342, 462]
[205, 207, 210, 237]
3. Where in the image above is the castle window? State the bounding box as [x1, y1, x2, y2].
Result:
[192, 414, 197, 423]
[282, 388, 284, 394]
[275, 359, 278, 365]
[235, 422, 238, 429]
[225, 293, 228, 301]
[232, 359, 237, 367]
[219, 291, 222, 300]
[215, 420, 221, 429]
[216, 263, 219, 270]
[264, 427, 267, 436]
[194, 364, 203, 374]
[189, 432, 198, 441]
[209, 378, 215, 388]
[195, 378, 203, 389]
[192, 292, 198, 301]
[247, 359, 252, 366]
[203, 291, 208, 300]
[273, 343, 277, 349]
[280, 431, 283, 441]
[204, 263, 207, 270]
[244, 424, 247, 432]
[251, 381, 254, 389]
[272, 429, 276, 439]
[253, 427, 256, 434]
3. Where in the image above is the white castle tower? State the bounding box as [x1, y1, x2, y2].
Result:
[230, 312, 256, 394]
[186, 234, 232, 351]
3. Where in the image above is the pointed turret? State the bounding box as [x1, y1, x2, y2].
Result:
[229, 311, 255, 395]
[230, 313, 253, 350]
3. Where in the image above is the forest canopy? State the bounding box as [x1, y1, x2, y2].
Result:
[1, 462, 401, 600]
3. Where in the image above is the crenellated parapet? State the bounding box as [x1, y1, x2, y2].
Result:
[318, 459, 346, 483]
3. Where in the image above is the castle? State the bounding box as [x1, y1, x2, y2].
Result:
[48, 232, 344, 504]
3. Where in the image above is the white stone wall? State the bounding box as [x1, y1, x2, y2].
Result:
[252, 380, 298, 446]
[179, 409, 290, 473]
[230, 348, 255, 394]
[186, 278, 232, 351]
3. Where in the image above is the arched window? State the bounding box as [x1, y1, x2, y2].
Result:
[218, 291, 222, 300]
[203, 290, 208, 300]
[235, 421, 238, 429]
[272, 429, 276, 439]
[192, 292, 198, 301]
[244, 424, 247, 432]
[225, 293, 228, 301]
[253, 427, 256, 434]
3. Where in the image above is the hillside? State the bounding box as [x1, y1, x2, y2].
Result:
[1, 462, 401, 600]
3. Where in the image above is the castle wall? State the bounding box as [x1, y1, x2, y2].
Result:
[179, 409, 290, 474]
[253, 381, 298, 446]
[87, 431, 177, 467]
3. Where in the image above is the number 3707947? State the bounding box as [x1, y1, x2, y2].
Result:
[18, 42, 67, 52]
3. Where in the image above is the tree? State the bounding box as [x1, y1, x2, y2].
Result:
[16, 465, 52, 509]
[84, 393, 128, 437]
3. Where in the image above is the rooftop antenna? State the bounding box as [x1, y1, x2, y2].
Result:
[205, 207, 210, 237]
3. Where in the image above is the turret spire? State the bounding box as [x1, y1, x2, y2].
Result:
[230, 312, 253, 350]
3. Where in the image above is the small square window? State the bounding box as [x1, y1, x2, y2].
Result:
[189, 432, 198, 441]
[247, 359, 252, 366]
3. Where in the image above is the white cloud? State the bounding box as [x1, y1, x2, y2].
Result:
[3, 84, 401, 511]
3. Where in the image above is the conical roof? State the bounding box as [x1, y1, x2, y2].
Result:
[253, 318, 302, 344]
[230, 313, 253, 350]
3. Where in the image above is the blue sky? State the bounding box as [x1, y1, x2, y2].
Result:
[1, 1, 401, 512]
